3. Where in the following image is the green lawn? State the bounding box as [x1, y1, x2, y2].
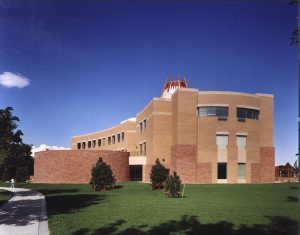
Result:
[0, 189, 13, 207]
[0, 182, 298, 235]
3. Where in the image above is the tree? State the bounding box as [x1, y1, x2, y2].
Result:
[150, 158, 168, 189]
[90, 157, 116, 191]
[164, 172, 182, 198]
[294, 159, 298, 177]
[0, 107, 33, 181]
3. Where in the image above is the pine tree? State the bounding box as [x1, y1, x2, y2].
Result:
[165, 172, 182, 198]
[90, 158, 116, 191]
[150, 158, 168, 189]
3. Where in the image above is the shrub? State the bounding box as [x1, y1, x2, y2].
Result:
[165, 172, 182, 198]
[90, 158, 116, 191]
[150, 158, 168, 189]
[15, 167, 29, 182]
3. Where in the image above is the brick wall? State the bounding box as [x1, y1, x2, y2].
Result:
[260, 147, 275, 183]
[33, 150, 129, 183]
[251, 163, 261, 183]
[196, 163, 212, 183]
[171, 144, 197, 183]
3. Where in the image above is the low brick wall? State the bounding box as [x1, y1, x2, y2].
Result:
[33, 150, 130, 183]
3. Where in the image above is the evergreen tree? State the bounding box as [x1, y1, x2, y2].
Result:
[90, 158, 116, 191]
[0, 107, 33, 181]
[150, 158, 168, 189]
[165, 172, 182, 198]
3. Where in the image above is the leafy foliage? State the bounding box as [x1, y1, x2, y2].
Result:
[164, 172, 182, 198]
[90, 158, 116, 191]
[150, 158, 168, 189]
[0, 107, 33, 181]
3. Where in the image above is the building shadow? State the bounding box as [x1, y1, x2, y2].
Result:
[71, 215, 297, 235]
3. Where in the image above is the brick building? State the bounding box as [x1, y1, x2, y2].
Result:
[70, 78, 275, 184]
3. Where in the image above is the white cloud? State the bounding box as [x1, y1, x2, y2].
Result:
[31, 144, 70, 157]
[0, 72, 30, 88]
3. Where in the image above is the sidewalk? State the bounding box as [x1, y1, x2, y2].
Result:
[0, 187, 49, 235]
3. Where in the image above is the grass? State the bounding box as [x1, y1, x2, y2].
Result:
[0, 189, 13, 207]
[0, 182, 298, 235]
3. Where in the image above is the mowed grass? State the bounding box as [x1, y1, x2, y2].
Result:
[0, 189, 13, 207]
[0, 182, 298, 235]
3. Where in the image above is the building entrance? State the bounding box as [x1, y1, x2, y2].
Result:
[130, 165, 142, 181]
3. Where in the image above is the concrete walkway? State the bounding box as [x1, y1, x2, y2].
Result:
[0, 187, 49, 235]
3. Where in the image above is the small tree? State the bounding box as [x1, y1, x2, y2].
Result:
[150, 158, 168, 189]
[90, 158, 116, 191]
[165, 172, 182, 198]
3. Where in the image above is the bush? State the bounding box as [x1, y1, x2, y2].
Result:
[90, 158, 116, 191]
[150, 158, 168, 189]
[165, 172, 182, 198]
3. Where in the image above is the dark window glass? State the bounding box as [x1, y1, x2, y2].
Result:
[237, 108, 259, 120]
[117, 133, 120, 142]
[130, 165, 142, 181]
[92, 140, 96, 147]
[98, 139, 101, 147]
[88, 141, 91, 148]
[108, 137, 111, 145]
[112, 135, 115, 144]
[121, 132, 125, 141]
[218, 163, 227, 179]
[199, 107, 228, 119]
[82, 142, 86, 149]
[77, 143, 81, 150]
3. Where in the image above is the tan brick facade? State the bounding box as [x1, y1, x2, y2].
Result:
[35, 79, 275, 184]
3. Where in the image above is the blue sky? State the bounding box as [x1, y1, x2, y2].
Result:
[0, 0, 297, 165]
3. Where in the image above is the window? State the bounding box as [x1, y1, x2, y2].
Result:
[140, 122, 143, 133]
[237, 108, 259, 121]
[216, 135, 228, 149]
[92, 140, 96, 148]
[218, 163, 227, 179]
[102, 138, 106, 146]
[237, 136, 246, 149]
[82, 142, 86, 149]
[198, 106, 228, 120]
[77, 143, 81, 150]
[98, 139, 101, 147]
[117, 133, 120, 142]
[112, 135, 115, 144]
[238, 163, 246, 179]
[139, 143, 143, 154]
[108, 137, 111, 145]
[121, 132, 125, 141]
[88, 141, 91, 148]
[143, 142, 146, 154]
[143, 119, 146, 131]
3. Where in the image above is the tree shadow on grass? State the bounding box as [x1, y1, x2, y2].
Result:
[287, 196, 298, 202]
[72, 215, 297, 235]
[35, 188, 81, 196]
[46, 193, 106, 216]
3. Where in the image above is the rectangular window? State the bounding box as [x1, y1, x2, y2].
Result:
[237, 108, 259, 121]
[216, 135, 228, 149]
[140, 122, 143, 133]
[117, 133, 120, 142]
[88, 141, 91, 148]
[199, 106, 228, 120]
[108, 137, 111, 145]
[238, 163, 246, 179]
[98, 139, 101, 147]
[121, 132, 125, 141]
[218, 163, 227, 179]
[112, 135, 115, 144]
[143, 142, 146, 154]
[143, 119, 146, 132]
[77, 143, 81, 150]
[82, 142, 86, 149]
[92, 140, 96, 148]
[102, 138, 106, 146]
[237, 135, 247, 149]
[139, 143, 143, 154]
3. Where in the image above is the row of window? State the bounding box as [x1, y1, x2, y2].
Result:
[140, 119, 147, 133]
[198, 106, 259, 121]
[77, 131, 125, 150]
[216, 134, 247, 148]
[218, 163, 246, 180]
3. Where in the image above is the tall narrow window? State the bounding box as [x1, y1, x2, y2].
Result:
[140, 122, 143, 133]
[117, 133, 120, 142]
[121, 132, 125, 141]
[143, 142, 146, 154]
[92, 140, 96, 148]
[216, 134, 228, 163]
[108, 137, 111, 145]
[98, 139, 101, 147]
[112, 135, 115, 144]
[237, 135, 246, 163]
[139, 143, 143, 154]
[218, 163, 227, 179]
[77, 143, 81, 150]
[102, 138, 106, 146]
[238, 163, 246, 179]
[143, 119, 146, 132]
[82, 142, 86, 149]
[88, 141, 91, 148]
